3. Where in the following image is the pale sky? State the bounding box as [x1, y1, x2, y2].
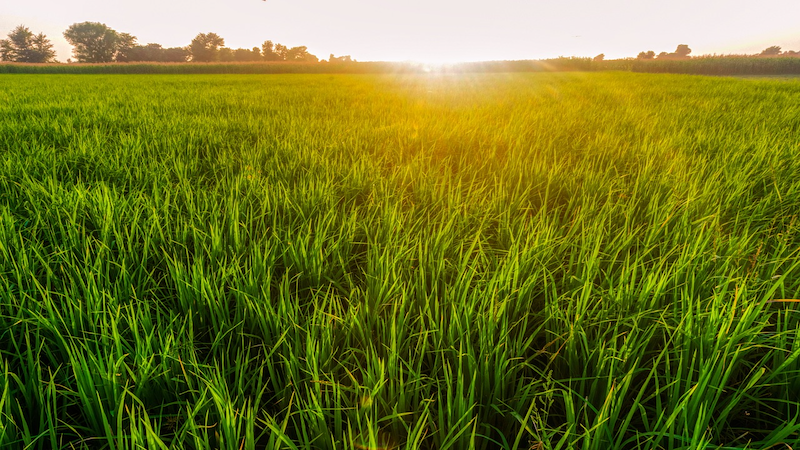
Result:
[2, 0, 800, 63]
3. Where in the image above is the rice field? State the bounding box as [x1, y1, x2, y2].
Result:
[4, 56, 800, 76]
[0, 59, 604, 75]
[1, 72, 799, 449]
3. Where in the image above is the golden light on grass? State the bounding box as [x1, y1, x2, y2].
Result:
[1, 71, 799, 448]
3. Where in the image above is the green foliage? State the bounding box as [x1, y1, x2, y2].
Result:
[0, 72, 799, 449]
[675, 44, 692, 57]
[261, 40, 279, 61]
[0, 25, 56, 63]
[260, 40, 318, 62]
[112, 32, 138, 62]
[655, 44, 693, 61]
[63, 22, 135, 63]
[120, 43, 189, 63]
[285, 46, 318, 62]
[189, 32, 224, 62]
[637, 51, 655, 60]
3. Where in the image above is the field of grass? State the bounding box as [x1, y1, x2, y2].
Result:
[0, 59, 607, 75]
[1, 72, 799, 449]
[4, 56, 800, 76]
[631, 56, 800, 75]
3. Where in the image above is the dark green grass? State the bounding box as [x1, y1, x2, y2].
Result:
[0, 73, 799, 449]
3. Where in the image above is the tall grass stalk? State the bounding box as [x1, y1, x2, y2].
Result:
[0, 72, 798, 448]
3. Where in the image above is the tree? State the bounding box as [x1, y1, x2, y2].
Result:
[114, 32, 137, 62]
[262, 40, 318, 62]
[64, 22, 133, 63]
[233, 47, 261, 62]
[123, 43, 189, 62]
[593, 53, 605, 62]
[218, 47, 234, 62]
[286, 46, 318, 62]
[29, 33, 57, 63]
[674, 44, 691, 58]
[1, 26, 34, 62]
[637, 50, 655, 60]
[123, 43, 160, 62]
[274, 43, 288, 61]
[189, 32, 224, 62]
[162, 47, 190, 62]
[760, 45, 782, 56]
[0, 25, 56, 63]
[262, 40, 280, 61]
[657, 51, 670, 59]
[329, 54, 353, 63]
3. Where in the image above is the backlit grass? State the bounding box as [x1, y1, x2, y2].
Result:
[0, 72, 799, 449]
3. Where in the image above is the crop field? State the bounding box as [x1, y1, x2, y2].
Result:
[0, 72, 799, 449]
[5, 56, 800, 76]
[630, 56, 800, 76]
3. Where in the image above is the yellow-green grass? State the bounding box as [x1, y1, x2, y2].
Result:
[0, 72, 799, 449]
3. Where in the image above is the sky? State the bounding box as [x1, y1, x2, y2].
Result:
[2, 0, 800, 63]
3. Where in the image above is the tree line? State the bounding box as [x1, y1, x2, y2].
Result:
[636, 44, 693, 60]
[636, 44, 800, 60]
[1, 22, 354, 64]
[7, 23, 798, 66]
[0, 26, 56, 63]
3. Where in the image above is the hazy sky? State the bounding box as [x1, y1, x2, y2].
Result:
[2, 0, 800, 63]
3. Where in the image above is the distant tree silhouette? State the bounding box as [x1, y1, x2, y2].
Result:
[674, 44, 691, 58]
[29, 33, 56, 63]
[593, 53, 605, 62]
[656, 45, 691, 60]
[123, 43, 161, 62]
[329, 54, 353, 63]
[113, 33, 138, 62]
[0, 25, 56, 63]
[162, 47, 190, 62]
[760, 46, 782, 56]
[274, 43, 288, 61]
[189, 32, 224, 62]
[286, 46, 318, 62]
[215, 47, 262, 62]
[234, 47, 262, 62]
[124, 43, 189, 62]
[218, 47, 234, 62]
[262, 40, 280, 61]
[637, 50, 655, 60]
[64, 22, 134, 63]
[259, 40, 318, 62]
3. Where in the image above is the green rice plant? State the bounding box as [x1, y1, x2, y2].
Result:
[0, 72, 798, 449]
